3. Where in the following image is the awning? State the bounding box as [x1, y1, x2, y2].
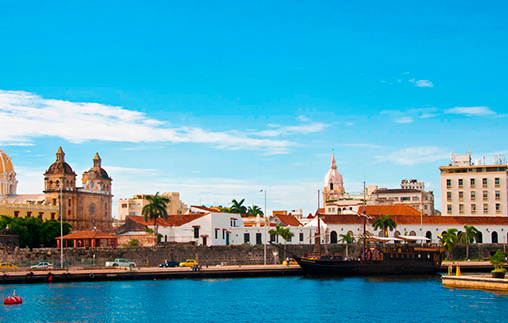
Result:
[397, 235, 430, 242]
[366, 237, 403, 243]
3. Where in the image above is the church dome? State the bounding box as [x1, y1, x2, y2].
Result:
[323, 152, 344, 191]
[44, 146, 76, 176]
[0, 148, 15, 174]
[84, 153, 111, 180]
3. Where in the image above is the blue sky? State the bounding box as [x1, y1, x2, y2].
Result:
[1, 1, 507, 217]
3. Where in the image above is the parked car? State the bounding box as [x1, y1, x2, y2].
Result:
[282, 258, 298, 266]
[0, 262, 18, 270]
[179, 259, 197, 267]
[30, 262, 54, 269]
[105, 259, 136, 268]
[159, 260, 179, 268]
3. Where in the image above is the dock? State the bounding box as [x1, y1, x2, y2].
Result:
[1, 265, 304, 285]
[442, 275, 508, 291]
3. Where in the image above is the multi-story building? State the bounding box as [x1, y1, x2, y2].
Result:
[440, 151, 507, 216]
[118, 192, 188, 221]
[370, 179, 435, 216]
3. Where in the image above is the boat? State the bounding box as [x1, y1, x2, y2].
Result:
[281, 184, 443, 276]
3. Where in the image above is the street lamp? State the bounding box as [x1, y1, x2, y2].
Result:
[259, 189, 267, 266]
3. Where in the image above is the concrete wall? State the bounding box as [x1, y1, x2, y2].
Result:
[1, 243, 506, 269]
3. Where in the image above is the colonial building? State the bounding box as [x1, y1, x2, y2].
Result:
[43, 147, 114, 231]
[118, 192, 188, 221]
[440, 151, 508, 216]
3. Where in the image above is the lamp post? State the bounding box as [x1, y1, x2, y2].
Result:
[260, 189, 267, 266]
[59, 178, 63, 269]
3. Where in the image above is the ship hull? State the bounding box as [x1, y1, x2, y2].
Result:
[294, 248, 443, 276]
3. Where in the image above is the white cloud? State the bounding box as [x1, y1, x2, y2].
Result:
[419, 113, 437, 119]
[296, 115, 310, 122]
[0, 90, 295, 154]
[408, 79, 416, 83]
[395, 117, 414, 124]
[256, 122, 329, 137]
[375, 146, 449, 165]
[415, 80, 433, 88]
[445, 106, 496, 117]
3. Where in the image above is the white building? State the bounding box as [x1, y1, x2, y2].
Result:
[440, 151, 508, 216]
[370, 180, 435, 216]
[118, 192, 188, 221]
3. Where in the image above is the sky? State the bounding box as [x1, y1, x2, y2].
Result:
[1, 1, 507, 218]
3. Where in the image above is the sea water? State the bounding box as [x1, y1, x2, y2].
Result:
[0, 275, 506, 323]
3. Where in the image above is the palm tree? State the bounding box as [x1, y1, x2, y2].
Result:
[441, 228, 459, 260]
[247, 205, 264, 217]
[230, 199, 247, 215]
[280, 227, 294, 259]
[458, 225, 480, 260]
[339, 232, 355, 258]
[268, 224, 284, 244]
[372, 215, 396, 237]
[142, 192, 169, 240]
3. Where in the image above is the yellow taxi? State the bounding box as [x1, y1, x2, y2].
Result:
[282, 258, 298, 266]
[0, 262, 18, 270]
[179, 259, 197, 267]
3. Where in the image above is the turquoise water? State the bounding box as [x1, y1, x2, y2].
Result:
[1, 275, 507, 323]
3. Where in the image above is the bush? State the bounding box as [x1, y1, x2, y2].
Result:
[490, 249, 507, 272]
[128, 239, 139, 247]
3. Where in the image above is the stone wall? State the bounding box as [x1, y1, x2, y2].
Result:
[0, 243, 506, 268]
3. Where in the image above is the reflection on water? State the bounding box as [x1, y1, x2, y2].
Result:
[1, 276, 508, 323]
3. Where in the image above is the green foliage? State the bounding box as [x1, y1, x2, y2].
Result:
[339, 232, 355, 244]
[458, 225, 480, 259]
[268, 224, 284, 244]
[230, 199, 247, 214]
[0, 215, 71, 248]
[247, 205, 264, 217]
[128, 239, 139, 247]
[441, 228, 459, 260]
[372, 215, 396, 237]
[490, 249, 507, 272]
[142, 192, 169, 238]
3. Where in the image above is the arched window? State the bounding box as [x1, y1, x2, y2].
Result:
[330, 183, 334, 190]
[425, 231, 432, 240]
[477, 232, 483, 243]
[330, 231, 338, 243]
[492, 231, 498, 243]
[394, 231, 400, 237]
[409, 231, 416, 236]
[378, 231, 385, 237]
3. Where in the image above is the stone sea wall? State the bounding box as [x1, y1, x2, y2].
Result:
[0, 243, 505, 268]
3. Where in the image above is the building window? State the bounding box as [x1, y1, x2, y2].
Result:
[300, 232, 304, 242]
[244, 233, 250, 244]
[446, 179, 451, 188]
[38, 212, 43, 220]
[483, 203, 489, 214]
[459, 204, 464, 214]
[215, 230, 218, 239]
[483, 191, 488, 201]
[446, 192, 452, 201]
[458, 191, 464, 201]
[495, 177, 500, 187]
[458, 179, 463, 188]
[447, 205, 452, 214]
[256, 233, 262, 245]
[53, 199, 57, 205]
[483, 178, 488, 188]
[222, 230, 225, 239]
[68, 199, 71, 207]
[471, 204, 476, 214]
[496, 191, 501, 200]
[14, 211, 19, 218]
[471, 191, 476, 201]
[470, 178, 475, 188]
[27, 212, 32, 218]
[496, 203, 501, 213]
[51, 213, 55, 220]
[194, 227, 199, 239]
[270, 234, 276, 242]
[122, 204, 127, 208]
[401, 197, 410, 201]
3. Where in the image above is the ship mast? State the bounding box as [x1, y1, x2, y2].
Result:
[317, 189, 321, 256]
[362, 181, 366, 261]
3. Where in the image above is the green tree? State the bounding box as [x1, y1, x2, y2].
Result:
[142, 192, 169, 238]
[490, 249, 507, 272]
[279, 227, 294, 259]
[230, 199, 247, 215]
[0, 215, 71, 248]
[458, 225, 480, 260]
[441, 228, 459, 260]
[339, 232, 356, 258]
[247, 205, 264, 217]
[372, 215, 396, 237]
[268, 224, 284, 244]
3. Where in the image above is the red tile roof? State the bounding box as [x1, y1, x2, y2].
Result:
[126, 214, 206, 227]
[320, 214, 508, 226]
[357, 205, 421, 216]
[274, 214, 302, 226]
[58, 230, 117, 240]
[190, 205, 215, 212]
